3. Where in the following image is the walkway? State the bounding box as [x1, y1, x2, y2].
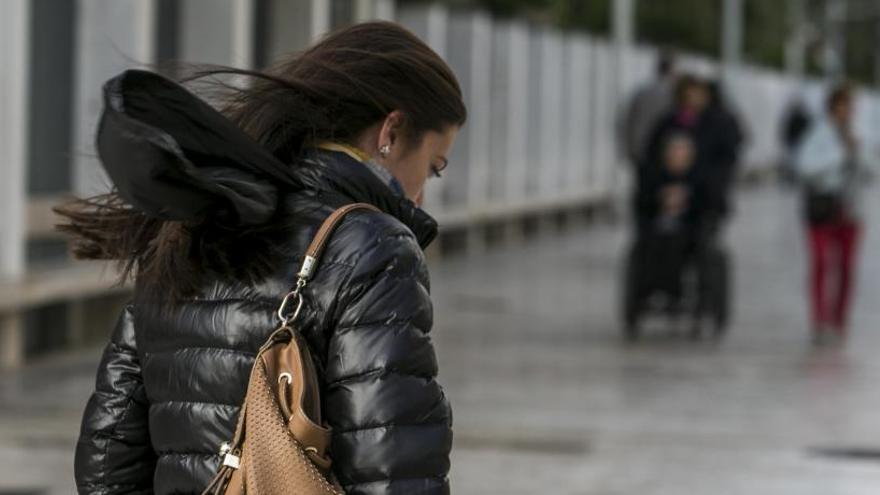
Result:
[3, 184, 880, 494]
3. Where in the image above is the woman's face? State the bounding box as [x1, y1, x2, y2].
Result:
[681, 84, 708, 113]
[374, 112, 459, 206]
[831, 99, 854, 127]
[390, 128, 458, 206]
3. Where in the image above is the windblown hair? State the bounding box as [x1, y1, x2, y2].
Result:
[55, 21, 467, 303]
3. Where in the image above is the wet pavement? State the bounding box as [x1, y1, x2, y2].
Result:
[4, 184, 880, 494]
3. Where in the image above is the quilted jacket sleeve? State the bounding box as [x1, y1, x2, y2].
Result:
[74, 304, 156, 494]
[324, 223, 452, 495]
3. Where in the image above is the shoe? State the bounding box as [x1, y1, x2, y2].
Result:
[812, 326, 846, 348]
[811, 325, 830, 347]
[829, 325, 848, 346]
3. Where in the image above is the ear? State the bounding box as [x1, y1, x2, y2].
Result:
[377, 110, 406, 152]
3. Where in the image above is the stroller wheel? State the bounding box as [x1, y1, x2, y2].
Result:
[622, 249, 642, 341]
[624, 322, 641, 342]
[623, 304, 641, 341]
[689, 320, 703, 340]
[712, 317, 728, 339]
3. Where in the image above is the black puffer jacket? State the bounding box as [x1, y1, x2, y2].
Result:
[74, 149, 452, 494]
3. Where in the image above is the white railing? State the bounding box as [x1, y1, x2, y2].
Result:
[397, 4, 880, 227]
[3, 0, 880, 366]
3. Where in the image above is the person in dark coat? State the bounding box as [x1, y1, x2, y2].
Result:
[703, 79, 745, 215]
[642, 75, 742, 221]
[59, 22, 466, 495]
[779, 94, 812, 183]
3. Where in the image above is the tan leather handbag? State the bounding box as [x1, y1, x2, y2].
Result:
[203, 203, 380, 495]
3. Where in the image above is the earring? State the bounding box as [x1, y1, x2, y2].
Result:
[379, 144, 391, 158]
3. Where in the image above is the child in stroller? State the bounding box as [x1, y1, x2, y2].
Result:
[624, 132, 729, 339]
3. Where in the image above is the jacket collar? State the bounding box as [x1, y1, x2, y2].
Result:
[291, 149, 438, 248]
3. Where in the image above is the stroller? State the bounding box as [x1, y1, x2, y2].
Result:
[621, 216, 730, 340]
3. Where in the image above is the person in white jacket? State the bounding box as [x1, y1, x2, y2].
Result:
[794, 84, 876, 344]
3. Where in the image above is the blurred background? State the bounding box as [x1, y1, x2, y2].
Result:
[2, 0, 880, 493]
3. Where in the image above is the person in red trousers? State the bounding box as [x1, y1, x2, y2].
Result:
[795, 84, 876, 345]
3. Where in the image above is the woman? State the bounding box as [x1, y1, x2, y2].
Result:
[642, 75, 740, 221]
[795, 84, 874, 345]
[63, 22, 466, 494]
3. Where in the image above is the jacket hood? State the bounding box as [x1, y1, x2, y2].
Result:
[96, 69, 437, 247]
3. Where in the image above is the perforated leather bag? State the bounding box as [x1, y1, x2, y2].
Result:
[203, 204, 379, 495]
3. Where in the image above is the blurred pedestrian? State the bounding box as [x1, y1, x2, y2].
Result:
[632, 73, 705, 231]
[779, 93, 812, 184]
[644, 75, 741, 222]
[794, 83, 876, 345]
[60, 22, 465, 494]
[642, 74, 709, 170]
[619, 50, 678, 167]
[703, 78, 746, 216]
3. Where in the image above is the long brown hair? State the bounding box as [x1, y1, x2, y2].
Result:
[55, 21, 467, 303]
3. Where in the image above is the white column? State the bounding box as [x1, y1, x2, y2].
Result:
[233, 0, 256, 68]
[444, 16, 472, 212]
[0, 0, 29, 281]
[784, 0, 807, 77]
[375, 0, 396, 21]
[490, 22, 529, 206]
[466, 14, 492, 214]
[312, 0, 331, 38]
[824, 0, 846, 77]
[525, 32, 542, 199]
[590, 41, 615, 197]
[537, 31, 564, 200]
[176, 0, 254, 68]
[137, 1, 157, 61]
[398, 5, 449, 214]
[506, 24, 531, 207]
[354, 0, 373, 22]
[0, 313, 23, 369]
[445, 14, 490, 211]
[354, 0, 396, 22]
[72, 0, 157, 196]
[610, 0, 634, 197]
[612, 0, 634, 49]
[0, 0, 29, 367]
[267, 0, 332, 65]
[445, 13, 493, 249]
[564, 35, 592, 198]
[485, 21, 530, 241]
[721, 0, 744, 82]
[179, 0, 235, 64]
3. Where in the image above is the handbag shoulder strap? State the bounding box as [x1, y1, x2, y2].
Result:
[277, 202, 380, 325]
[214, 202, 382, 475]
[298, 202, 381, 281]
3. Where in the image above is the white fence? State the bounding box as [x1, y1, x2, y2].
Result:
[397, 4, 880, 228]
[3, 0, 880, 366]
[0, 0, 396, 367]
